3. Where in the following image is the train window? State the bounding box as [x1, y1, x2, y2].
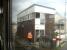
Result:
[11, 0, 66, 50]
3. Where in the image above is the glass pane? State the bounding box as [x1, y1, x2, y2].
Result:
[12, 0, 67, 50]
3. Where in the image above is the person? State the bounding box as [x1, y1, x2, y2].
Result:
[27, 32, 33, 45]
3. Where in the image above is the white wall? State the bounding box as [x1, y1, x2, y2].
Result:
[35, 24, 45, 30]
[55, 14, 65, 24]
[34, 6, 56, 14]
[35, 18, 45, 30]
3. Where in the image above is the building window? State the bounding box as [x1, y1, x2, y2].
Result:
[36, 30, 40, 37]
[36, 30, 44, 37]
[22, 16, 24, 21]
[36, 30, 44, 41]
[29, 13, 33, 19]
[29, 13, 35, 20]
[21, 15, 29, 21]
[36, 30, 40, 41]
[40, 30, 44, 36]
[55, 24, 64, 30]
[40, 13, 45, 24]
[18, 17, 21, 22]
[25, 15, 29, 20]
[45, 14, 54, 19]
[49, 14, 54, 19]
[36, 13, 40, 18]
[40, 19, 45, 24]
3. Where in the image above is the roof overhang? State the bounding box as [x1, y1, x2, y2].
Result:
[18, 4, 56, 18]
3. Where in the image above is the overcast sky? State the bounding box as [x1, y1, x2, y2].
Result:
[12, 0, 67, 23]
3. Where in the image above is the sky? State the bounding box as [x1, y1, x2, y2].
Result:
[12, 0, 67, 23]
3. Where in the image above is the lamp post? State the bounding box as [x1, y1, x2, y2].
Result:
[64, 0, 67, 41]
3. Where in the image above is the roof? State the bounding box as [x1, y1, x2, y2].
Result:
[18, 4, 56, 15]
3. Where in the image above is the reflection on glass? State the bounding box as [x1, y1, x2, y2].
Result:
[12, 0, 66, 50]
